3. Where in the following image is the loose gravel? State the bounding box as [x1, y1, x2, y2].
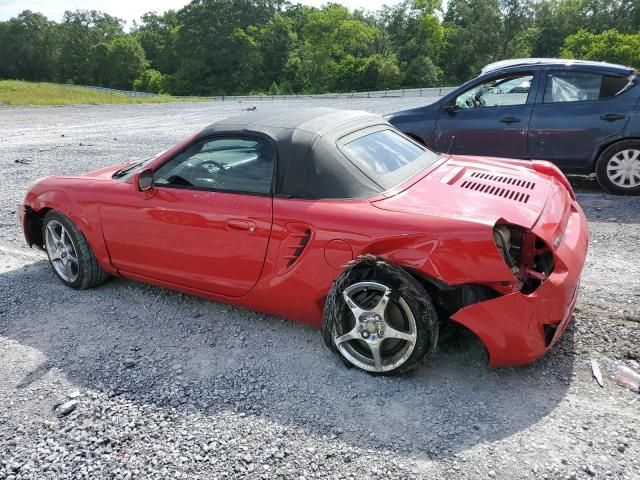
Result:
[0, 99, 639, 479]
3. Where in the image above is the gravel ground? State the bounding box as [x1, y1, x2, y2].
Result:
[0, 99, 639, 480]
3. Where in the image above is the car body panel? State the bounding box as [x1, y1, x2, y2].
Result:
[528, 68, 637, 171]
[99, 185, 273, 297]
[21, 109, 588, 367]
[435, 104, 533, 158]
[388, 60, 640, 174]
[433, 71, 541, 158]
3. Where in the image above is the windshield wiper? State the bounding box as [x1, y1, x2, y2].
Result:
[112, 161, 142, 179]
[112, 156, 156, 179]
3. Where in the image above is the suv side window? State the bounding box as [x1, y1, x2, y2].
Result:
[455, 73, 533, 109]
[154, 136, 274, 194]
[543, 71, 631, 103]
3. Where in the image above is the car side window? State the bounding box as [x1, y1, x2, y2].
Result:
[153, 136, 274, 194]
[455, 74, 533, 109]
[543, 71, 631, 103]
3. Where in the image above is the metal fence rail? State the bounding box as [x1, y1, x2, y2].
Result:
[62, 84, 456, 101]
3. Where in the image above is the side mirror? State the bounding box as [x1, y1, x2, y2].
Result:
[443, 102, 456, 113]
[136, 168, 154, 192]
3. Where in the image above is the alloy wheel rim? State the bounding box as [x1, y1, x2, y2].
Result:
[333, 281, 417, 373]
[607, 149, 640, 188]
[45, 220, 79, 282]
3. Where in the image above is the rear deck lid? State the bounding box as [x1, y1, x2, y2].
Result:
[370, 155, 566, 233]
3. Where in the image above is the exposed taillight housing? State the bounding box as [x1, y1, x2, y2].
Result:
[493, 224, 523, 274]
[494, 222, 554, 294]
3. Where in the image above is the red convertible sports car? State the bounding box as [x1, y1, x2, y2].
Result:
[19, 108, 588, 375]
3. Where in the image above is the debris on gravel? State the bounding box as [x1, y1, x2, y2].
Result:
[1, 100, 639, 479]
[55, 399, 78, 416]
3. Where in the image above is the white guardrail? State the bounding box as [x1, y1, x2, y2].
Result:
[62, 84, 457, 101]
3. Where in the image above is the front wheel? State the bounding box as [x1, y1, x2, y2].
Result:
[595, 141, 640, 195]
[322, 257, 438, 375]
[43, 211, 109, 289]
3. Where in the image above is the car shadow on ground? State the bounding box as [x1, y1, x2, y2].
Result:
[567, 175, 602, 194]
[568, 175, 639, 225]
[0, 259, 575, 458]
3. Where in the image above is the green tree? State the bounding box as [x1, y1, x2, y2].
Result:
[134, 11, 179, 74]
[88, 43, 110, 85]
[404, 55, 442, 87]
[255, 15, 298, 91]
[376, 1, 445, 88]
[561, 29, 640, 67]
[360, 54, 403, 90]
[617, 0, 640, 32]
[172, 0, 278, 95]
[499, 0, 533, 58]
[528, 0, 632, 58]
[106, 36, 149, 89]
[58, 10, 124, 84]
[442, 0, 503, 83]
[0, 11, 58, 81]
[332, 55, 367, 91]
[133, 68, 167, 93]
[3, 0, 640, 95]
[286, 4, 378, 93]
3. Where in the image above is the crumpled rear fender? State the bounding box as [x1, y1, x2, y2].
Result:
[365, 222, 515, 286]
[451, 203, 587, 367]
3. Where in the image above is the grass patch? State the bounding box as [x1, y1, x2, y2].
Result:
[0, 80, 202, 106]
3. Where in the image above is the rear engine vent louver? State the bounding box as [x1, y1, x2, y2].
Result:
[460, 180, 531, 203]
[469, 171, 536, 190]
[459, 171, 536, 204]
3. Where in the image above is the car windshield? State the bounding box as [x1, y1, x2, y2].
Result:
[341, 129, 440, 190]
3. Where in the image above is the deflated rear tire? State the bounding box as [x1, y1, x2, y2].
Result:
[43, 210, 109, 290]
[322, 256, 438, 375]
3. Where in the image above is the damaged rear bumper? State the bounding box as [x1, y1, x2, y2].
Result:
[451, 201, 588, 367]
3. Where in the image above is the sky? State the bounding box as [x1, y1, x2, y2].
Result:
[0, 0, 404, 25]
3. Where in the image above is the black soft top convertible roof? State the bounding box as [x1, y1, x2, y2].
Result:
[198, 108, 390, 199]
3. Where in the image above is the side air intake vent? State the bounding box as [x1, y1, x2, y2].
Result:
[286, 228, 312, 267]
[459, 180, 531, 204]
[276, 223, 314, 274]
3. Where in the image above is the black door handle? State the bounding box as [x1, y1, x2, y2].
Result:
[500, 116, 521, 124]
[600, 113, 625, 122]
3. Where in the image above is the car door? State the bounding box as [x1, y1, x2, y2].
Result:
[435, 70, 539, 158]
[100, 134, 275, 298]
[528, 69, 637, 171]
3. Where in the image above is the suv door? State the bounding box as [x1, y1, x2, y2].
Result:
[100, 135, 275, 297]
[528, 69, 637, 171]
[435, 71, 539, 158]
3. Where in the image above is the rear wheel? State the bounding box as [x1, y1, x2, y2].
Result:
[595, 140, 640, 195]
[322, 258, 438, 375]
[43, 211, 109, 289]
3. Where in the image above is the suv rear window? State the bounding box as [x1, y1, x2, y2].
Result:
[544, 71, 632, 103]
[341, 128, 439, 190]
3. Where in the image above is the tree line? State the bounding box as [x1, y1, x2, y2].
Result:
[0, 0, 639, 96]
